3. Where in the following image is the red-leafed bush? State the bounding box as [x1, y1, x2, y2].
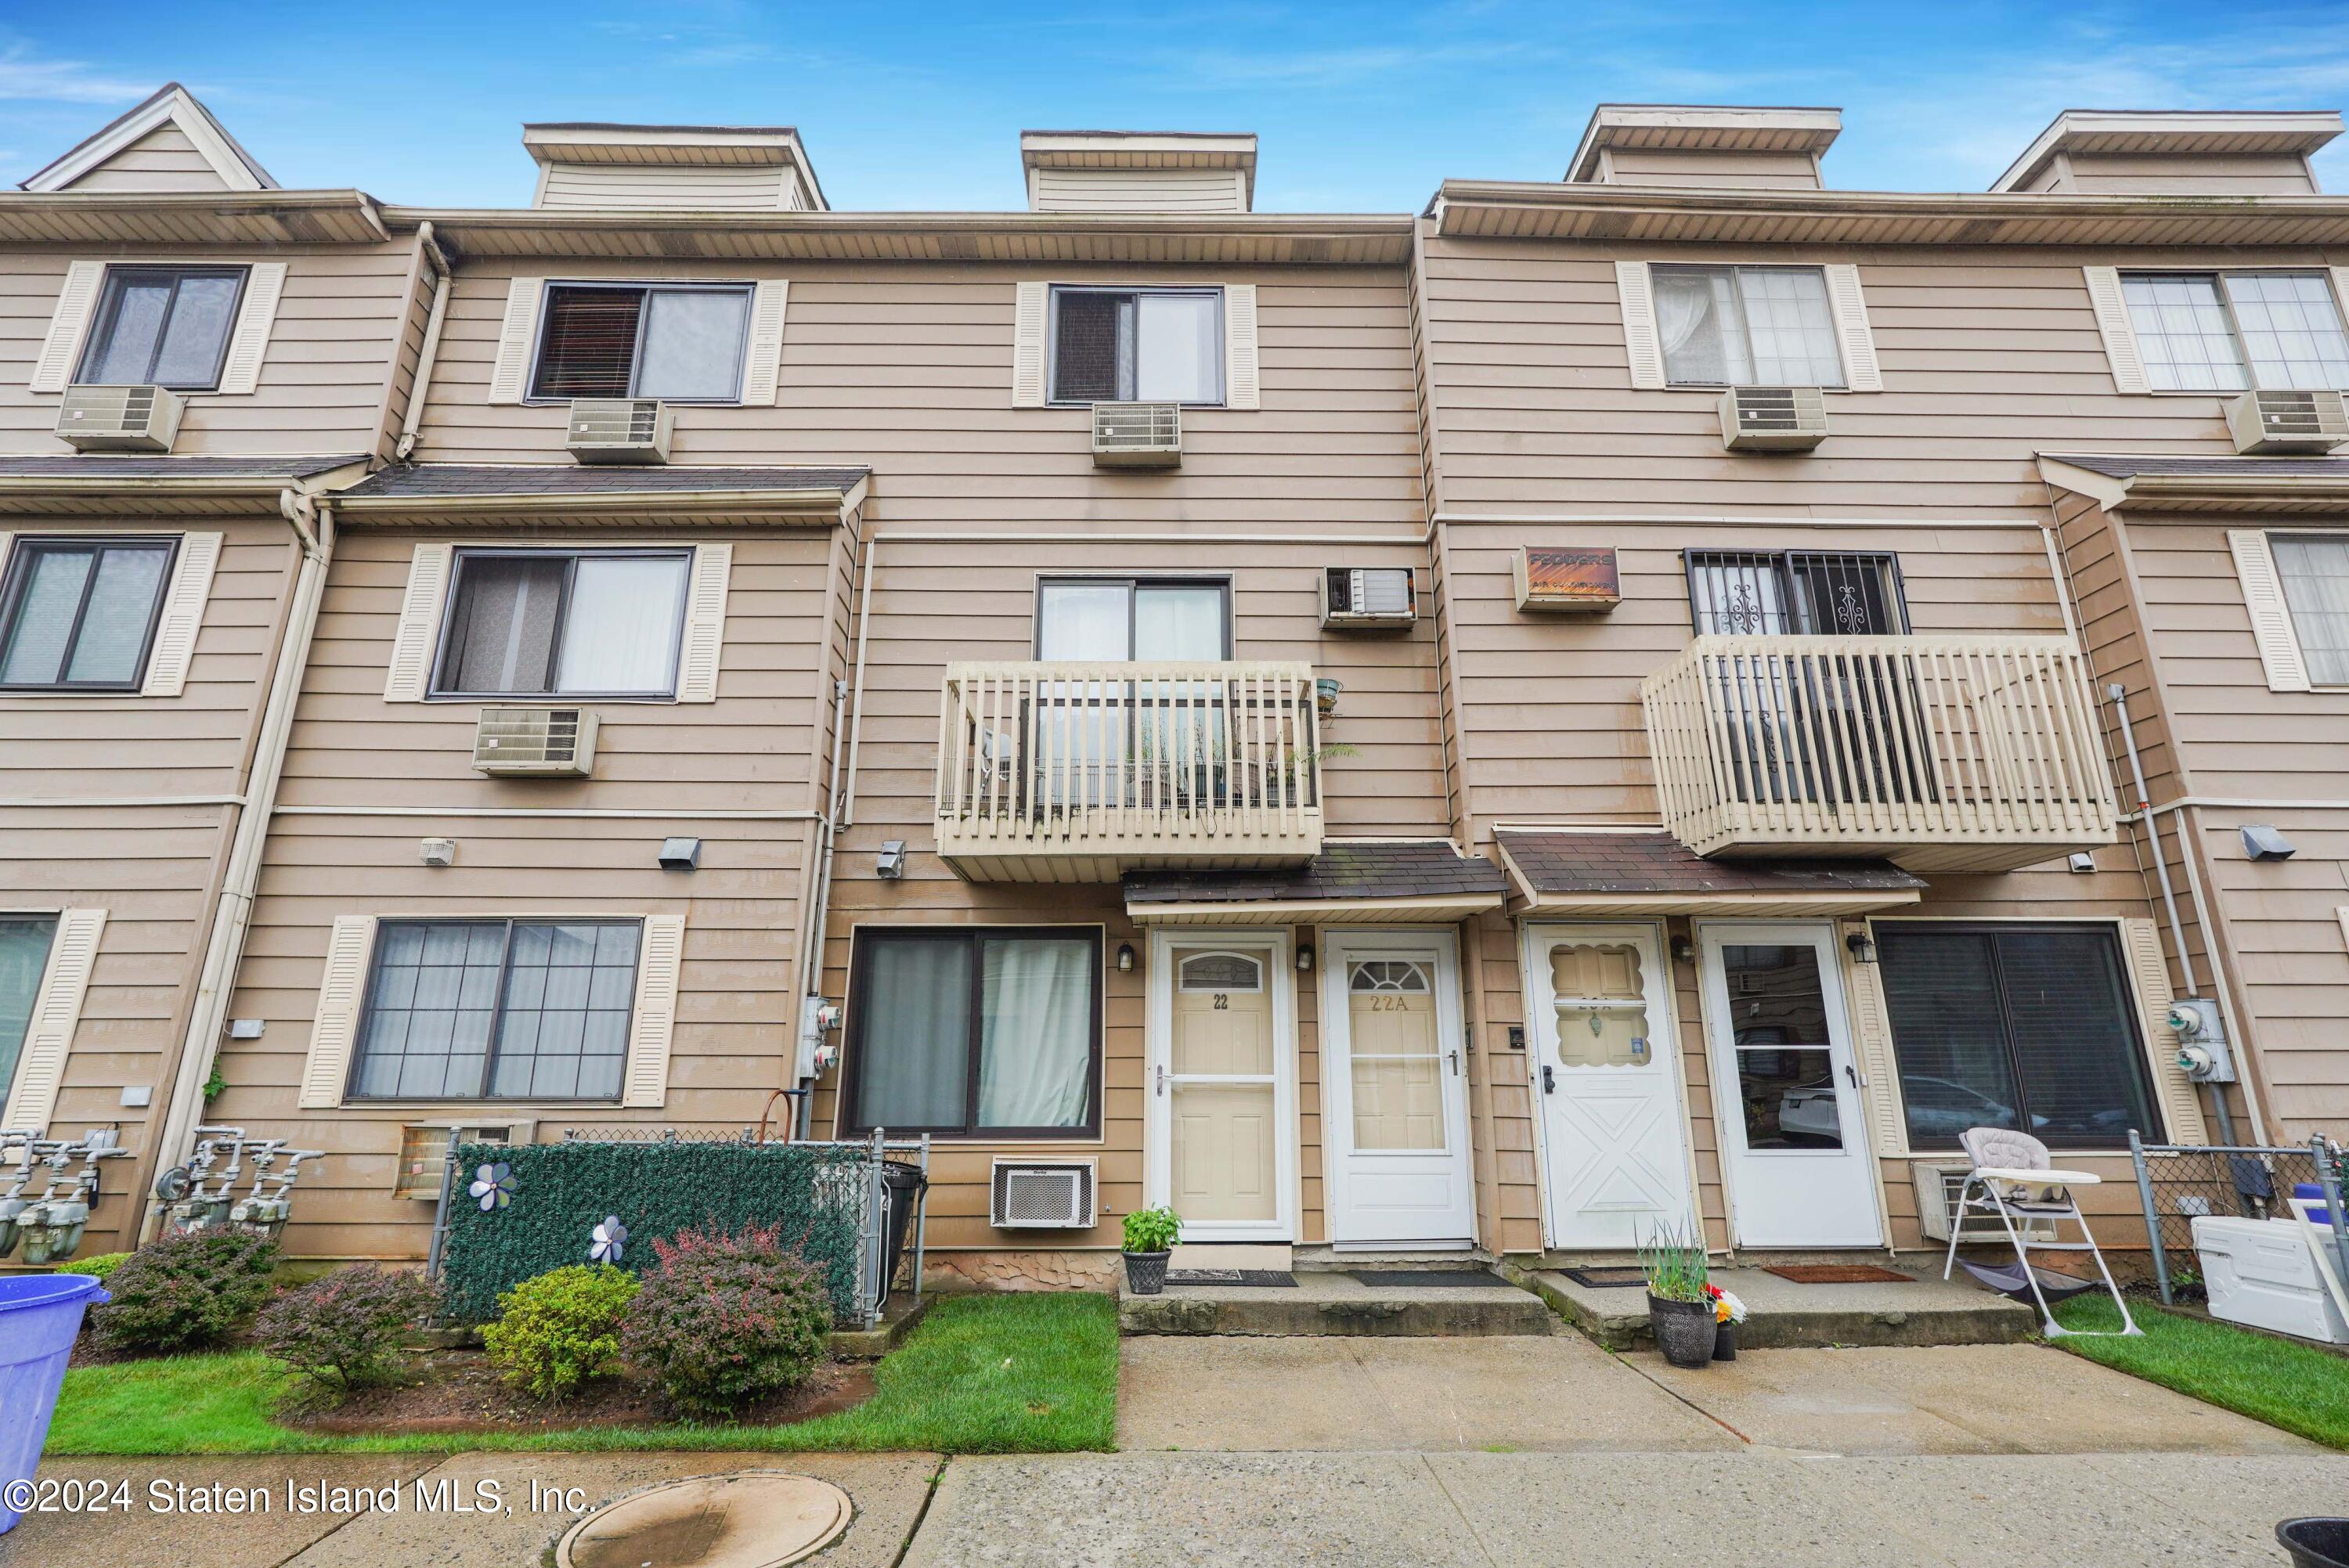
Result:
[253, 1263, 439, 1397]
[619, 1224, 832, 1419]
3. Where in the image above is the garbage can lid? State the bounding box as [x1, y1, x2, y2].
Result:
[0, 1274, 107, 1313]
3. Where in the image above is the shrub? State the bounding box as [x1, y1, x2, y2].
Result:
[253, 1264, 439, 1397]
[1122, 1206, 1179, 1254]
[620, 1224, 832, 1420]
[482, 1265, 640, 1400]
[69, 1252, 131, 1284]
[95, 1230, 280, 1354]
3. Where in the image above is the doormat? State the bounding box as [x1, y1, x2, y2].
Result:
[1350, 1271, 1499, 1288]
[1559, 1266, 1649, 1289]
[1165, 1270, 1297, 1288]
[1763, 1263, 1914, 1285]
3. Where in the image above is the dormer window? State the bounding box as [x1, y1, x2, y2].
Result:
[1652, 266, 1844, 389]
[2119, 272, 2349, 393]
[530, 282, 752, 403]
[78, 266, 246, 391]
[1048, 286, 1224, 405]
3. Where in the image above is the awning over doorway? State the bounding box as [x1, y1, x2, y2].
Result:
[1496, 830, 1924, 917]
[1122, 839, 1509, 925]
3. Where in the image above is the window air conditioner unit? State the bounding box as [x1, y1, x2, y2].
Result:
[393, 1120, 532, 1201]
[990, 1159, 1097, 1229]
[2225, 389, 2349, 455]
[56, 384, 184, 453]
[1319, 566, 1416, 630]
[566, 398, 674, 464]
[1911, 1160, 2058, 1245]
[472, 707, 598, 777]
[1719, 386, 1828, 451]
[1092, 401, 1182, 467]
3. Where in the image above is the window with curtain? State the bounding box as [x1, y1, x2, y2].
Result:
[845, 928, 1101, 1137]
[348, 919, 640, 1101]
[1875, 923, 2161, 1151]
[529, 283, 753, 402]
[78, 266, 247, 390]
[0, 918, 57, 1109]
[2121, 272, 2349, 393]
[1652, 265, 1845, 388]
[0, 537, 177, 691]
[432, 548, 691, 698]
[1048, 287, 1225, 404]
[2273, 534, 2349, 686]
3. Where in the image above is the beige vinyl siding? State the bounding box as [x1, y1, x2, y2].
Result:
[1030, 168, 1248, 213]
[2193, 813, 2349, 1131]
[1594, 147, 1822, 190]
[0, 245, 420, 458]
[56, 124, 234, 193]
[2051, 152, 2319, 195]
[536, 162, 803, 211]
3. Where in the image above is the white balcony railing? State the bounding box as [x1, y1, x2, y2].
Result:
[934, 661, 1326, 881]
[1641, 635, 2118, 874]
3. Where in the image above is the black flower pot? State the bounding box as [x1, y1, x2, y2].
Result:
[1712, 1320, 1738, 1361]
[1647, 1292, 1718, 1368]
[1124, 1249, 1171, 1296]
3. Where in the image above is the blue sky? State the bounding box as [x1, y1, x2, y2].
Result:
[3, 2, 2348, 207]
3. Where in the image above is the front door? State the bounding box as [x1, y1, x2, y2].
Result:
[1321, 931, 1474, 1248]
[1147, 932, 1295, 1242]
[1697, 921, 1882, 1247]
[1525, 922, 1695, 1250]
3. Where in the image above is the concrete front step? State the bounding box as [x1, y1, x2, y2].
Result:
[1120, 1269, 1554, 1337]
[1510, 1262, 2036, 1350]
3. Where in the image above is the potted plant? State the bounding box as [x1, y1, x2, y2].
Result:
[1639, 1222, 1716, 1368]
[1121, 1206, 1180, 1296]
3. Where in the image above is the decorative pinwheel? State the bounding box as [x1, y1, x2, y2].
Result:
[468, 1161, 517, 1213]
[589, 1214, 629, 1265]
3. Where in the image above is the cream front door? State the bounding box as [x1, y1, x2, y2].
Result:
[1147, 932, 1296, 1242]
[1321, 931, 1474, 1248]
[1525, 922, 1696, 1250]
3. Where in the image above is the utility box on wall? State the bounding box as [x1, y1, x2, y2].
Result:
[1514, 546, 1621, 614]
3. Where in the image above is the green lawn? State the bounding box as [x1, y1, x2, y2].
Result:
[2051, 1294, 2349, 1450]
[45, 1292, 1117, 1456]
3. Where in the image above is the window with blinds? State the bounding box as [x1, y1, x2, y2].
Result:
[1875, 923, 2161, 1151]
[529, 283, 752, 402]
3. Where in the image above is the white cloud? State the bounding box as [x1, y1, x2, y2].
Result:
[0, 45, 154, 106]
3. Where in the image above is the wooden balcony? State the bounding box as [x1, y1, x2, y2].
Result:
[1640, 635, 2117, 874]
[934, 661, 1326, 882]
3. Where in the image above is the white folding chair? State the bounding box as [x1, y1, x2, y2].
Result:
[1941, 1126, 2141, 1337]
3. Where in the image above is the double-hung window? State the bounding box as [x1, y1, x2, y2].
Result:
[1048, 286, 1225, 405]
[1875, 922, 2162, 1150]
[2120, 272, 2349, 392]
[432, 547, 691, 699]
[844, 928, 1102, 1137]
[348, 918, 642, 1101]
[0, 917, 58, 1112]
[530, 283, 753, 402]
[2272, 533, 2349, 686]
[0, 537, 177, 690]
[77, 266, 246, 390]
[1652, 265, 1845, 387]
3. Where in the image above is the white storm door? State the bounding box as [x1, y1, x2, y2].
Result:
[1525, 922, 1695, 1250]
[1698, 921, 1882, 1248]
[1321, 930, 1474, 1248]
[1146, 930, 1297, 1242]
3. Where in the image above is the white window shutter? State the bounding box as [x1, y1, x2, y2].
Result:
[215, 262, 287, 396]
[1223, 283, 1261, 409]
[384, 542, 455, 701]
[1012, 281, 1049, 407]
[622, 916, 686, 1108]
[2228, 529, 2312, 692]
[2333, 269, 2349, 332]
[140, 532, 222, 697]
[1615, 261, 1665, 390]
[4, 910, 105, 1134]
[2084, 266, 2150, 395]
[2123, 917, 2207, 1145]
[675, 543, 732, 703]
[31, 261, 105, 394]
[298, 916, 378, 1110]
[741, 279, 789, 405]
[487, 276, 547, 405]
[1840, 932, 1907, 1158]
[1823, 264, 1882, 392]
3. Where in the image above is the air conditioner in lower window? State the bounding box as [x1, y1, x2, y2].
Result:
[1092, 401, 1182, 467]
[1719, 385, 1828, 451]
[56, 384, 184, 452]
[394, 1120, 534, 1200]
[990, 1159, 1097, 1229]
[1912, 1160, 2058, 1245]
[2225, 389, 2349, 455]
[472, 707, 598, 777]
[566, 398, 674, 464]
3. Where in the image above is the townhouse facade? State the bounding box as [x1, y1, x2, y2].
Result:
[2, 88, 2344, 1281]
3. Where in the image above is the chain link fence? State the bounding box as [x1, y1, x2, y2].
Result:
[2127, 1131, 2349, 1305]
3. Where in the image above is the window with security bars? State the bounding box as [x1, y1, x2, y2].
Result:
[1651, 265, 1845, 388]
[1875, 923, 2161, 1151]
[1685, 550, 1908, 636]
[529, 283, 752, 402]
[2120, 272, 2349, 392]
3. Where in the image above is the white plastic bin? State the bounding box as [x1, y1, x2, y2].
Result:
[2192, 1215, 2349, 1345]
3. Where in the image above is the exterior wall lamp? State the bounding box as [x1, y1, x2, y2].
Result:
[1297, 944, 1315, 972]
[1845, 929, 1878, 965]
[1117, 943, 1135, 973]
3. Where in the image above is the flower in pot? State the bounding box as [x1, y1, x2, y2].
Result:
[1706, 1284, 1748, 1361]
[1638, 1221, 1717, 1368]
[1121, 1206, 1180, 1296]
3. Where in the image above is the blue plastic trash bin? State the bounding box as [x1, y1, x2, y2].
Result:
[2295, 1183, 2337, 1227]
[0, 1274, 107, 1534]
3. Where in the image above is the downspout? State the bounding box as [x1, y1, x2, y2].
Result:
[793, 671, 852, 1141]
[392, 221, 452, 463]
[2106, 681, 2237, 1145]
[143, 492, 335, 1240]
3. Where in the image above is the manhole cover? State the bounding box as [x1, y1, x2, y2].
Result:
[555, 1472, 853, 1568]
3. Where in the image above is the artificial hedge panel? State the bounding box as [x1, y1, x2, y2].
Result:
[438, 1140, 868, 1323]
